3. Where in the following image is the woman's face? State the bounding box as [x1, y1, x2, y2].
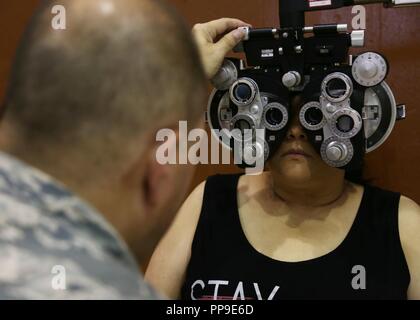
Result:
[267, 96, 344, 184]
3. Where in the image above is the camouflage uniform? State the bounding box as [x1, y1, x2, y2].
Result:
[0, 151, 159, 299]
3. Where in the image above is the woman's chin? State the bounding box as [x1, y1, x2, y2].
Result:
[278, 162, 313, 183]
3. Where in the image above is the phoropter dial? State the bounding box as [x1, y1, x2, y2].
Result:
[320, 137, 354, 168]
[352, 52, 388, 87]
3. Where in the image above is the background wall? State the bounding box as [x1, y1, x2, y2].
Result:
[0, 1, 419, 202]
[0, 1, 40, 102]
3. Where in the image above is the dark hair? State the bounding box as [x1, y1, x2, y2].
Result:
[344, 159, 370, 185]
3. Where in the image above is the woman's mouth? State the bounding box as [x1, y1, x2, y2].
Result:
[282, 149, 311, 158]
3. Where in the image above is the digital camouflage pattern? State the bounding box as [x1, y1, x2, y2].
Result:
[0, 151, 159, 300]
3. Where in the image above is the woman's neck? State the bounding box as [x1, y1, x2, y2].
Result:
[268, 172, 347, 209]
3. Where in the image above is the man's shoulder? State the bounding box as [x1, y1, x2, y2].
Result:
[0, 151, 129, 263]
[0, 152, 156, 299]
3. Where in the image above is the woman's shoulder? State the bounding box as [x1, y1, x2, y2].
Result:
[398, 195, 420, 299]
[399, 194, 420, 230]
[399, 194, 420, 211]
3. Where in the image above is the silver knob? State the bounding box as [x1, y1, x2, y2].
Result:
[326, 103, 336, 114]
[326, 142, 348, 162]
[250, 105, 260, 115]
[359, 60, 378, 79]
[351, 30, 365, 47]
[337, 24, 348, 33]
[211, 59, 238, 90]
[282, 71, 302, 89]
[352, 52, 388, 87]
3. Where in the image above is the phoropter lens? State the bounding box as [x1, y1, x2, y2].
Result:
[304, 107, 323, 126]
[326, 78, 348, 99]
[265, 107, 284, 126]
[262, 102, 288, 131]
[336, 115, 354, 133]
[233, 83, 253, 103]
[234, 119, 252, 132]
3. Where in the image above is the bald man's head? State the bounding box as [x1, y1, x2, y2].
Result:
[2, 0, 206, 170]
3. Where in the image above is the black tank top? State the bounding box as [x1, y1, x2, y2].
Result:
[181, 174, 410, 300]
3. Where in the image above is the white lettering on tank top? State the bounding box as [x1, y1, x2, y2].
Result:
[191, 279, 280, 300]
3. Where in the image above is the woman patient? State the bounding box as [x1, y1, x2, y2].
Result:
[146, 19, 420, 300]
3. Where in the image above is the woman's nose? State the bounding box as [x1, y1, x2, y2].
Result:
[286, 115, 308, 141]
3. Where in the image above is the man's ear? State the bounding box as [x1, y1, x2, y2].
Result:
[142, 131, 179, 211]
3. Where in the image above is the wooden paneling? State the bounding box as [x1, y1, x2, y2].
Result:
[0, 1, 40, 102]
